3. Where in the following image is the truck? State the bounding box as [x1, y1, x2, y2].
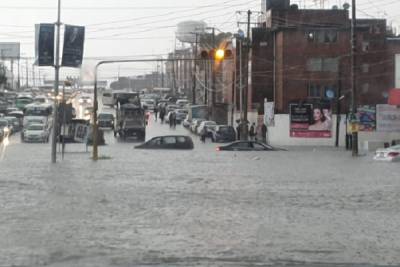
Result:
[113, 92, 146, 141]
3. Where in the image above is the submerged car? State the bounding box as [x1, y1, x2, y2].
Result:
[210, 125, 236, 143]
[22, 124, 49, 143]
[374, 145, 400, 162]
[216, 141, 285, 151]
[98, 113, 114, 129]
[135, 135, 194, 150]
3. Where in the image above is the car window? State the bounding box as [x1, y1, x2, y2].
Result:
[176, 136, 187, 143]
[148, 137, 162, 146]
[232, 142, 250, 148]
[252, 142, 266, 150]
[162, 136, 176, 144]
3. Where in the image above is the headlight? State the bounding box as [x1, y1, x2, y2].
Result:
[79, 99, 84, 103]
[87, 99, 92, 103]
[4, 127, 9, 133]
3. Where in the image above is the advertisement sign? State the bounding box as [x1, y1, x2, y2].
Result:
[264, 100, 275, 126]
[376, 104, 400, 132]
[74, 124, 89, 143]
[35, 24, 55, 66]
[62, 25, 85, 67]
[0, 42, 20, 59]
[357, 105, 376, 131]
[290, 103, 332, 138]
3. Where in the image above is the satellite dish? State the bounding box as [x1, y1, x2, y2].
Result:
[343, 3, 350, 10]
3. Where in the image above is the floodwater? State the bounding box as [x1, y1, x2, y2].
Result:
[0, 118, 399, 267]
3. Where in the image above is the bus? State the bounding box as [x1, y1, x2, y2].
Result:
[102, 90, 113, 107]
[15, 94, 34, 110]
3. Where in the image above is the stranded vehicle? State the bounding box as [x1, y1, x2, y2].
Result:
[113, 92, 146, 141]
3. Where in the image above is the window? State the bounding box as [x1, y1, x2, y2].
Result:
[362, 64, 369, 73]
[306, 30, 338, 43]
[307, 58, 338, 72]
[308, 85, 321, 98]
[176, 136, 187, 143]
[148, 137, 162, 146]
[162, 136, 176, 144]
[252, 143, 266, 150]
[232, 142, 251, 149]
[362, 41, 369, 52]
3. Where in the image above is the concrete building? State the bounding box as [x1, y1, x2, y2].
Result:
[251, 0, 400, 114]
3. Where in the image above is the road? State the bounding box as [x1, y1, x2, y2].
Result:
[0, 107, 399, 266]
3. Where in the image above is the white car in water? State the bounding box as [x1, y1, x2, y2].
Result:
[22, 124, 50, 143]
[373, 145, 400, 162]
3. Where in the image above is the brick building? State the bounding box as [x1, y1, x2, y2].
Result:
[252, 0, 400, 114]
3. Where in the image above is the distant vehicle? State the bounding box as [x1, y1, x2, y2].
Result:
[15, 95, 34, 110]
[175, 109, 188, 123]
[3, 116, 21, 134]
[135, 135, 194, 150]
[84, 106, 94, 121]
[78, 95, 92, 105]
[182, 114, 192, 128]
[33, 96, 48, 104]
[98, 113, 114, 129]
[176, 99, 189, 107]
[23, 104, 52, 128]
[114, 92, 146, 140]
[0, 119, 11, 138]
[22, 124, 49, 143]
[5, 107, 19, 115]
[8, 110, 24, 120]
[374, 145, 400, 162]
[196, 121, 217, 135]
[191, 118, 205, 133]
[216, 141, 285, 151]
[141, 99, 155, 111]
[102, 91, 113, 107]
[210, 125, 236, 143]
[166, 104, 179, 113]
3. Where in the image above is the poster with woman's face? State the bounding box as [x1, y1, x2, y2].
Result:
[290, 103, 332, 138]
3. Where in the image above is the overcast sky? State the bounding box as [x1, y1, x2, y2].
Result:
[1, 0, 400, 83]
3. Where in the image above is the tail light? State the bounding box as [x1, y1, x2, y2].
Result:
[216, 147, 221, 151]
[388, 152, 399, 157]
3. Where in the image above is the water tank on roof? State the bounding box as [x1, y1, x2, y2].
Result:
[265, 0, 290, 11]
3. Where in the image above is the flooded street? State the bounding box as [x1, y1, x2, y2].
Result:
[0, 119, 399, 267]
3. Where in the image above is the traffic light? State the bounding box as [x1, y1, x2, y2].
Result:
[199, 48, 233, 61]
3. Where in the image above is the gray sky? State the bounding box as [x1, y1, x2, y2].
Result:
[1, 0, 400, 83]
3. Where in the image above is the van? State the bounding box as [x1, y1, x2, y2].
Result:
[102, 91, 113, 106]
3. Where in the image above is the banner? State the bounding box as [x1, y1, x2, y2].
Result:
[0, 43, 20, 59]
[290, 103, 332, 138]
[35, 24, 55, 66]
[357, 105, 376, 131]
[376, 104, 400, 132]
[62, 25, 85, 67]
[264, 100, 275, 126]
[74, 123, 89, 143]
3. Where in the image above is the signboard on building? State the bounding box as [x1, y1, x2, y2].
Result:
[376, 104, 400, 132]
[290, 103, 332, 138]
[62, 25, 85, 68]
[357, 105, 376, 131]
[35, 24, 55, 66]
[0, 42, 20, 59]
[264, 100, 275, 126]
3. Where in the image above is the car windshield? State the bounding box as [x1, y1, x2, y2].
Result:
[98, 114, 113, 120]
[27, 125, 44, 131]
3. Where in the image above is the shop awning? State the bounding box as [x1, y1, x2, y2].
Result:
[388, 89, 400, 106]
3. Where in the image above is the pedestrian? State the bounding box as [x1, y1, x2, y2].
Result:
[236, 124, 241, 140]
[172, 112, 177, 128]
[261, 123, 267, 144]
[249, 122, 256, 141]
[169, 112, 174, 128]
[154, 105, 158, 121]
[200, 126, 207, 143]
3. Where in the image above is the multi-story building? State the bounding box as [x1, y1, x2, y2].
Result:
[251, 0, 400, 114]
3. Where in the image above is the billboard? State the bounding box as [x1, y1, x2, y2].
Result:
[357, 105, 376, 131]
[35, 24, 55, 66]
[62, 25, 85, 68]
[377, 104, 400, 132]
[290, 103, 332, 138]
[264, 100, 275, 126]
[0, 42, 20, 59]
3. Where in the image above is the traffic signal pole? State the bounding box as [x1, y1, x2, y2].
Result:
[51, 0, 61, 163]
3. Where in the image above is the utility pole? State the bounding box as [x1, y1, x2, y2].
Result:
[351, 0, 358, 156]
[51, 0, 61, 163]
[25, 58, 29, 88]
[211, 27, 216, 119]
[192, 33, 198, 105]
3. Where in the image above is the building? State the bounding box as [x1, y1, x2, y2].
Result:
[251, 0, 400, 114]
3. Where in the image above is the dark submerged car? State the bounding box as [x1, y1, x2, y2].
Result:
[135, 135, 194, 150]
[217, 141, 285, 151]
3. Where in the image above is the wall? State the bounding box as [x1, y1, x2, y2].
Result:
[266, 114, 347, 147]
